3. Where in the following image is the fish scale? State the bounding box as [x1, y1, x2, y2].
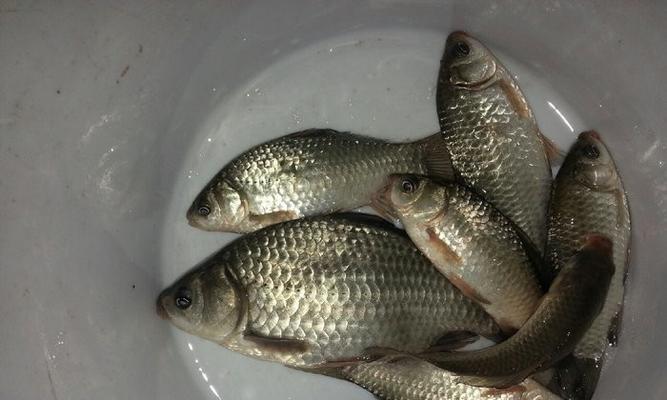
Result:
[423, 239, 614, 389]
[160, 215, 499, 368]
[187, 129, 453, 233]
[437, 31, 552, 251]
[229, 133, 413, 215]
[440, 90, 549, 225]
[546, 142, 631, 361]
[372, 176, 543, 333]
[343, 354, 561, 400]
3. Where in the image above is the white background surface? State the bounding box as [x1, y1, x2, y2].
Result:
[1, 1, 666, 399]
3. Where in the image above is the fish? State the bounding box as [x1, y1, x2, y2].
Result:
[187, 129, 453, 233]
[419, 235, 615, 389]
[544, 131, 631, 399]
[157, 213, 500, 369]
[371, 174, 543, 333]
[343, 352, 562, 400]
[436, 31, 555, 253]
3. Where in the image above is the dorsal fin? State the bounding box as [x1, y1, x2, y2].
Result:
[283, 128, 344, 138]
[539, 132, 565, 167]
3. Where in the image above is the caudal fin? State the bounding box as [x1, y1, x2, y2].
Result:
[418, 133, 456, 182]
[555, 356, 601, 400]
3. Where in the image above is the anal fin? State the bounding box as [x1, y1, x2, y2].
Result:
[243, 330, 310, 354]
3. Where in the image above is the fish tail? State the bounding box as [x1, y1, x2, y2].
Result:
[417, 133, 456, 183]
[555, 356, 601, 400]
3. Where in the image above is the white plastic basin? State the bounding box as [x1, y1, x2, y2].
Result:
[1, 1, 665, 399]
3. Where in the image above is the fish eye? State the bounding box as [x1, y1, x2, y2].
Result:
[453, 41, 470, 57]
[198, 205, 211, 217]
[401, 178, 418, 194]
[174, 287, 192, 310]
[582, 144, 600, 159]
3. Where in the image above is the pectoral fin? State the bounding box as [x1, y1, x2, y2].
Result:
[426, 227, 463, 266]
[498, 80, 531, 120]
[424, 229, 492, 308]
[446, 274, 491, 306]
[248, 210, 298, 226]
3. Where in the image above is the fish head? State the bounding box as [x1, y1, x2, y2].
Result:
[443, 31, 498, 89]
[568, 131, 619, 192]
[187, 179, 248, 232]
[379, 174, 448, 225]
[157, 264, 243, 343]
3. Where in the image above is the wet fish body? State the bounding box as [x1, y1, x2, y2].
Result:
[545, 131, 631, 399]
[423, 236, 615, 389]
[187, 129, 451, 233]
[372, 175, 543, 333]
[436, 31, 553, 252]
[158, 214, 499, 368]
[344, 353, 561, 400]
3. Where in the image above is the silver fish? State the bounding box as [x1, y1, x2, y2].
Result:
[187, 129, 452, 233]
[422, 235, 614, 389]
[344, 352, 562, 400]
[157, 214, 500, 369]
[372, 174, 543, 333]
[545, 131, 631, 399]
[436, 31, 554, 252]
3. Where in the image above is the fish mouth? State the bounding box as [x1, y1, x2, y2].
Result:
[185, 205, 203, 228]
[370, 179, 399, 222]
[156, 295, 170, 320]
